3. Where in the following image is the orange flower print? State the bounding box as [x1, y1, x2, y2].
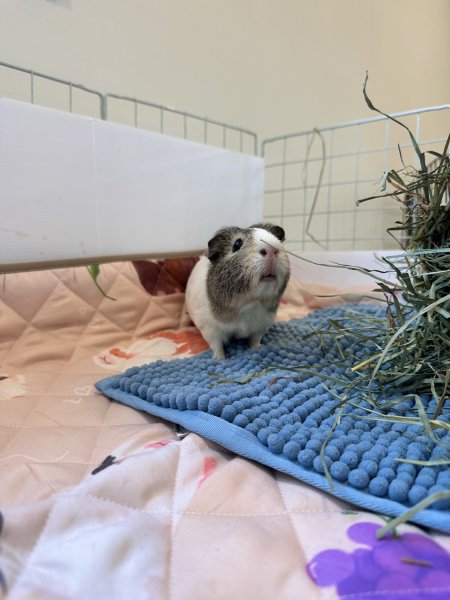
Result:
[198, 456, 217, 487]
[109, 348, 136, 359]
[144, 439, 173, 450]
[94, 328, 208, 372]
[148, 329, 209, 356]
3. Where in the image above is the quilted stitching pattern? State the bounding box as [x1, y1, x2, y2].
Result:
[2, 263, 450, 599]
[0, 262, 186, 505]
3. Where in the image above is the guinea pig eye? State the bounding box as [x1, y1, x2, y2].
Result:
[232, 238, 243, 252]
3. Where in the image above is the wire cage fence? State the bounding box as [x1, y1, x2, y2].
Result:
[104, 92, 257, 154]
[1, 61, 448, 253]
[262, 105, 450, 253]
[0, 61, 257, 155]
[0, 61, 105, 118]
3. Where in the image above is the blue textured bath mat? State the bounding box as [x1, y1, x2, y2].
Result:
[96, 304, 450, 533]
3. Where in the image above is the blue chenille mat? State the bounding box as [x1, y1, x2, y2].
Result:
[95, 304, 450, 533]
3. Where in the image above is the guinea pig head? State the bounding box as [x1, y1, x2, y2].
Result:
[206, 223, 290, 304]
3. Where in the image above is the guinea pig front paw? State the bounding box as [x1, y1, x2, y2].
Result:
[210, 342, 226, 361]
[249, 334, 262, 349]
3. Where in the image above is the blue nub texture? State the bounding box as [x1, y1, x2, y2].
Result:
[96, 304, 450, 533]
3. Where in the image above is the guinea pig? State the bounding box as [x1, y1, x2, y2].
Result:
[185, 223, 290, 360]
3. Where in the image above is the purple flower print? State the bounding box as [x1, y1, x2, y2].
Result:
[307, 521, 450, 599]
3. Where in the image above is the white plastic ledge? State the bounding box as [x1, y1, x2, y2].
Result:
[0, 98, 264, 272]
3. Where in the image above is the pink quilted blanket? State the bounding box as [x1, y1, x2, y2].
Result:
[1, 261, 450, 600]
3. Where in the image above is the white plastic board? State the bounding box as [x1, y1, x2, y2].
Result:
[0, 98, 264, 271]
[291, 251, 399, 287]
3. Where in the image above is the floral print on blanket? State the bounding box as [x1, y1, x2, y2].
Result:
[91, 440, 176, 474]
[91, 440, 218, 494]
[198, 456, 217, 488]
[94, 328, 208, 371]
[307, 521, 450, 599]
[133, 258, 199, 296]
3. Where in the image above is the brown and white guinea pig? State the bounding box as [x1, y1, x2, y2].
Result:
[185, 223, 290, 360]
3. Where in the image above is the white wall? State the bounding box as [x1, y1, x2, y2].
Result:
[0, 0, 449, 142]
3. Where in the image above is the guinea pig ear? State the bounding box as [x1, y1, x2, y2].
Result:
[251, 222, 286, 242]
[206, 231, 226, 263]
[206, 226, 243, 262]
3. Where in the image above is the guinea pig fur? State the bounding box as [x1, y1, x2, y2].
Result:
[185, 223, 290, 360]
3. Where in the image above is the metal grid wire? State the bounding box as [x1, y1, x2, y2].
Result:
[1, 61, 448, 250]
[0, 61, 257, 154]
[262, 105, 449, 252]
[0, 61, 105, 118]
[104, 93, 257, 154]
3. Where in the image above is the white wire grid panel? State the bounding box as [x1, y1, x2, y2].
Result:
[262, 105, 449, 252]
[1, 61, 448, 253]
[104, 93, 257, 154]
[0, 61, 257, 155]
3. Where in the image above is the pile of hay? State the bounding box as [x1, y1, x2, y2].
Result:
[348, 78, 450, 420]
